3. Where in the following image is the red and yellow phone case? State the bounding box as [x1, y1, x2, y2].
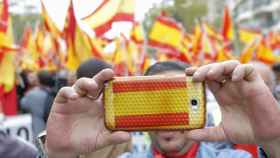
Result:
[104, 75, 206, 131]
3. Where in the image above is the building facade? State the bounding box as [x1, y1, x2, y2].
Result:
[207, 0, 280, 32]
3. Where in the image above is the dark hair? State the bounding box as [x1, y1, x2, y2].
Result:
[144, 61, 189, 76]
[37, 70, 55, 87]
[76, 59, 112, 79]
[272, 63, 280, 73]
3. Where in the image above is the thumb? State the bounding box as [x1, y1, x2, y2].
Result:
[185, 126, 227, 142]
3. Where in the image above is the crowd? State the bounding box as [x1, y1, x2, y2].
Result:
[1, 59, 280, 158]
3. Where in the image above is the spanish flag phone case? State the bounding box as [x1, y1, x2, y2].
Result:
[103, 75, 206, 131]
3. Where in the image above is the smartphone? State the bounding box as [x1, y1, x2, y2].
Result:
[103, 75, 206, 131]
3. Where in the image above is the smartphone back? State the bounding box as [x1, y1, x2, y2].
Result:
[104, 75, 205, 131]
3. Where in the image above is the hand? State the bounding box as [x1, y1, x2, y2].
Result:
[45, 69, 130, 158]
[185, 60, 280, 157]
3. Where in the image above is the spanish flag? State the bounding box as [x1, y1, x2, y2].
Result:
[64, 3, 92, 71]
[34, 25, 45, 54]
[240, 39, 259, 63]
[138, 48, 150, 74]
[63, 3, 80, 71]
[20, 26, 40, 70]
[148, 16, 183, 54]
[113, 0, 135, 22]
[221, 6, 233, 41]
[41, 0, 61, 39]
[20, 26, 33, 52]
[201, 23, 217, 63]
[82, 0, 135, 37]
[0, 0, 8, 33]
[0, 7, 18, 115]
[215, 44, 234, 62]
[74, 26, 95, 63]
[256, 38, 277, 65]
[239, 28, 261, 44]
[89, 38, 104, 59]
[204, 23, 223, 42]
[112, 38, 127, 76]
[130, 22, 144, 44]
[267, 32, 280, 50]
[125, 38, 138, 75]
[191, 24, 202, 58]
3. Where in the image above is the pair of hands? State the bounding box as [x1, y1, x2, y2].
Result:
[46, 60, 280, 158]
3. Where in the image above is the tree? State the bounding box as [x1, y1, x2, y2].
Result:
[11, 13, 40, 44]
[174, 0, 208, 31]
[143, 0, 208, 33]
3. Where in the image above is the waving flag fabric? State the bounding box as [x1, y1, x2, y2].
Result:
[82, 0, 135, 37]
[41, 0, 61, 39]
[130, 22, 144, 44]
[0, 2, 18, 115]
[221, 6, 233, 41]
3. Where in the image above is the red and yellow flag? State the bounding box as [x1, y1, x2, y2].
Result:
[0, 2, 18, 115]
[221, 6, 233, 41]
[148, 16, 183, 54]
[256, 38, 279, 65]
[20, 26, 40, 70]
[41, 0, 61, 39]
[89, 37, 105, 59]
[130, 22, 144, 44]
[112, 38, 127, 76]
[201, 32, 216, 63]
[63, 3, 80, 71]
[0, 5, 16, 93]
[240, 39, 259, 63]
[239, 28, 261, 44]
[191, 24, 202, 59]
[0, 0, 8, 33]
[82, 0, 135, 37]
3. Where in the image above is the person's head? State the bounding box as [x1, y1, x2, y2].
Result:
[250, 61, 276, 92]
[26, 71, 39, 87]
[145, 61, 193, 157]
[37, 70, 55, 88]
[272, 63, 280, 84]
[76, 59, 112, 79]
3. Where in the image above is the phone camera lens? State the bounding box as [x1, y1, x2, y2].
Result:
[191, 99, 198, 106]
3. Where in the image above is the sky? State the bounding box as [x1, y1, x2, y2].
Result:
[31, 0, 163, 38]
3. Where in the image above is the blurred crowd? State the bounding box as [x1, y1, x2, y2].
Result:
[14, 59, 110, 137]
[11, 59, 280, 139]
[1, 58, 280, 158]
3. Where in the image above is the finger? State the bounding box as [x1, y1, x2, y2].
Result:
[91, 69, 114, 98]
[220, 60, 240, 75]
[54, 87, 79, 104]
[232, 64, 258, 82]
[185, 126, 227, 142]
[207, 60, 240, 82]
[97, 131, 131, 149]
[207, 63, 226, 82]
[72, 77, 98, 97]
[185, 67, 198, 76]
[192, 64, 213, 82]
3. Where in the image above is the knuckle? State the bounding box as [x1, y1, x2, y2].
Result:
[59, 87, 71, 93]
[224, 60, 239, 65]
[79, 77, 90, 83]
